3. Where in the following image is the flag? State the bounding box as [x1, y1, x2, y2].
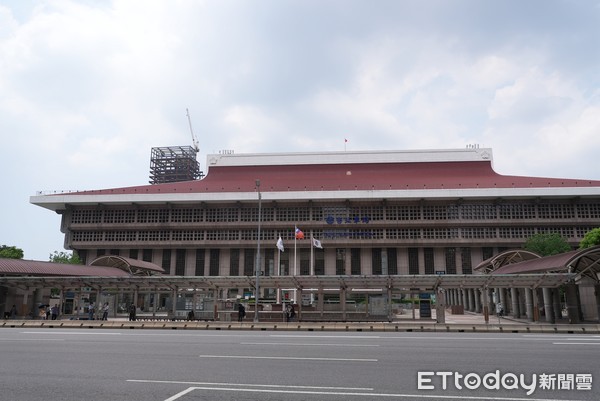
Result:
[276, 237, 284, 252]
[312, 237, 323, 249]
[295, 227, 304, 240]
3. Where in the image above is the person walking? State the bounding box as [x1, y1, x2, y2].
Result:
[51, 304, 59, 320]
[88, 302, 95, 320]
[128, 303, 136, 321]
[9, 305, 17, 319]
[237, 303, 245, 322]
[101, 302, 109, 321]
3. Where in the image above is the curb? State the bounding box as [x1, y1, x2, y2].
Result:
[2, 320, 599, 334]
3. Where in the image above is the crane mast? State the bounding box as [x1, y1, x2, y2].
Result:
[186, 108, 199, 153]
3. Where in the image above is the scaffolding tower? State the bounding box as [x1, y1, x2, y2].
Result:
[149, 146, 203, 184]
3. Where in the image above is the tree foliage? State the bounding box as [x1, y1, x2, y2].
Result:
[0, 245, 24, 259]
[523, 233, 571, 256]
[579, 228, 600, 249]
[49, 251, 82, 264]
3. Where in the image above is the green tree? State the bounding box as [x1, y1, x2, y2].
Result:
[49, 251, 82, 264]
[523, 233, 571, 256]
[0, 245, 24, 259]
[579, 228, 600, 249]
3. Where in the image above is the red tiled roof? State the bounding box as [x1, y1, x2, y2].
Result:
[0, 258, 131, 277]
[63, 160, 600, 196]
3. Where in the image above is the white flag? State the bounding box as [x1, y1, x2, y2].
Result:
[312, 237, 323, 249]
[276, 237, 285, 252]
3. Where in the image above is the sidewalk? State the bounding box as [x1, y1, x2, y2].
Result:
[3, 311, 599, 333]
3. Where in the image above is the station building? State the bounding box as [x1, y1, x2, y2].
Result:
[23, 147, 600, 321]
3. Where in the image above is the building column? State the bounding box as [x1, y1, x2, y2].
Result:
[341, 287, 347, 322]
[595, 284, 600, 323]
[461, 289, 468, 309]
[171, 288, 177, 318]
[33, 289, 43, 319]
[467, 289, 474, 312]
[553, 288, 562, 320]
[318, 287, 324, 318]
[482, 287, 490, 324]
[297, 288, 303, 321]
[542, 287, 555, 324]
[474, 289, 481, 313]
[499, 288, 507, 315]
[153, 291, 158, 317]
[524, 287, 534, 322]
[511, 287, 520, 318]
[565, 283, 580, 324]
[436, 288, 446, 324]
[387, 287, 393, 322]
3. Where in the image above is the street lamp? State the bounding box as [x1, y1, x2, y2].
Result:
[254, 179, 262, 322]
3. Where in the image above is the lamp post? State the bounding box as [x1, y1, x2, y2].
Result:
[254, 179, 262, 322]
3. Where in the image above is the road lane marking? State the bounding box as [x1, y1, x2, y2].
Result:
[22, 331, 122, 335]
[127, 379, 373, 391]
[241, 342, 379, 347]
[198, 354, 377, 362]
[164, 386, 195, 401]
[553, 342, 600, 345]
[129, 379, 585, 401]
[160, 385, 586, 401]
[0, 338, 65, 341]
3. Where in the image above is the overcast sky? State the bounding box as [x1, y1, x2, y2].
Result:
[1, 0, 599, 260]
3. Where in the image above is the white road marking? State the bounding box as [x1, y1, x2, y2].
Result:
[198, 354, 377, 362]
[0, 338, 65, 341]
[127, 379, 373, 391]
[241, 341, 379, 347]
[21, 331, 122, 335]
[163, 386, 196, 401]
[553, 342, 600, 345]
[159, 385, 586, 401]
[270, 334, 382, 339]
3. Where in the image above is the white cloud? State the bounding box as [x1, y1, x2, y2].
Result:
[1, 0, 599, 259]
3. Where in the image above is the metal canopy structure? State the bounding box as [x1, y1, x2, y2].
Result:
[0, 273, 573, 294]
[90, 256, 165, 275]
[475, 245, 600, 283]
[474, 249, 541, 274]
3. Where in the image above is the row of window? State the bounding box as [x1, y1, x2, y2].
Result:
[86, 246, 484, 277]
[69, 202, 600, 225]
[70, 226, 595, 243]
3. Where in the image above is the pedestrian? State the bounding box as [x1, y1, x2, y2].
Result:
[237, 303, 245, 322]
[289, 303, 296, 322]
[10, 305, 17, 319]
[88, 302, 95, 320]
[285, 303, 292, 322]
[38, 305, 46, 320]
[101, 302, 109, 321]
[51, 304, 59, 320]
[496, 302, 503, 317]
[128, 303, 136, 321]
[187, 309, 195, 321]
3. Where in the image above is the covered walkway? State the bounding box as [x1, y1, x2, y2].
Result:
[474, 245, 600, 324]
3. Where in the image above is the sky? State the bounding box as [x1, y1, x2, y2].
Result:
[1, 0, 599, 261]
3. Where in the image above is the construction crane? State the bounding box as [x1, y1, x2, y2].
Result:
[186, 108, 199, 153]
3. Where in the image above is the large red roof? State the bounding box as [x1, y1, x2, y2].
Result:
[0, 258, 131, 277]
[64, 160, 600, 196]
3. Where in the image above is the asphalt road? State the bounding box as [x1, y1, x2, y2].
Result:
[0, 328, 598, 401]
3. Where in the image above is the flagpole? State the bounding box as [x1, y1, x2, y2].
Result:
[294, 225, 297, 304]
[310, 231, 314, 276]
[276, 233, 281, 304]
